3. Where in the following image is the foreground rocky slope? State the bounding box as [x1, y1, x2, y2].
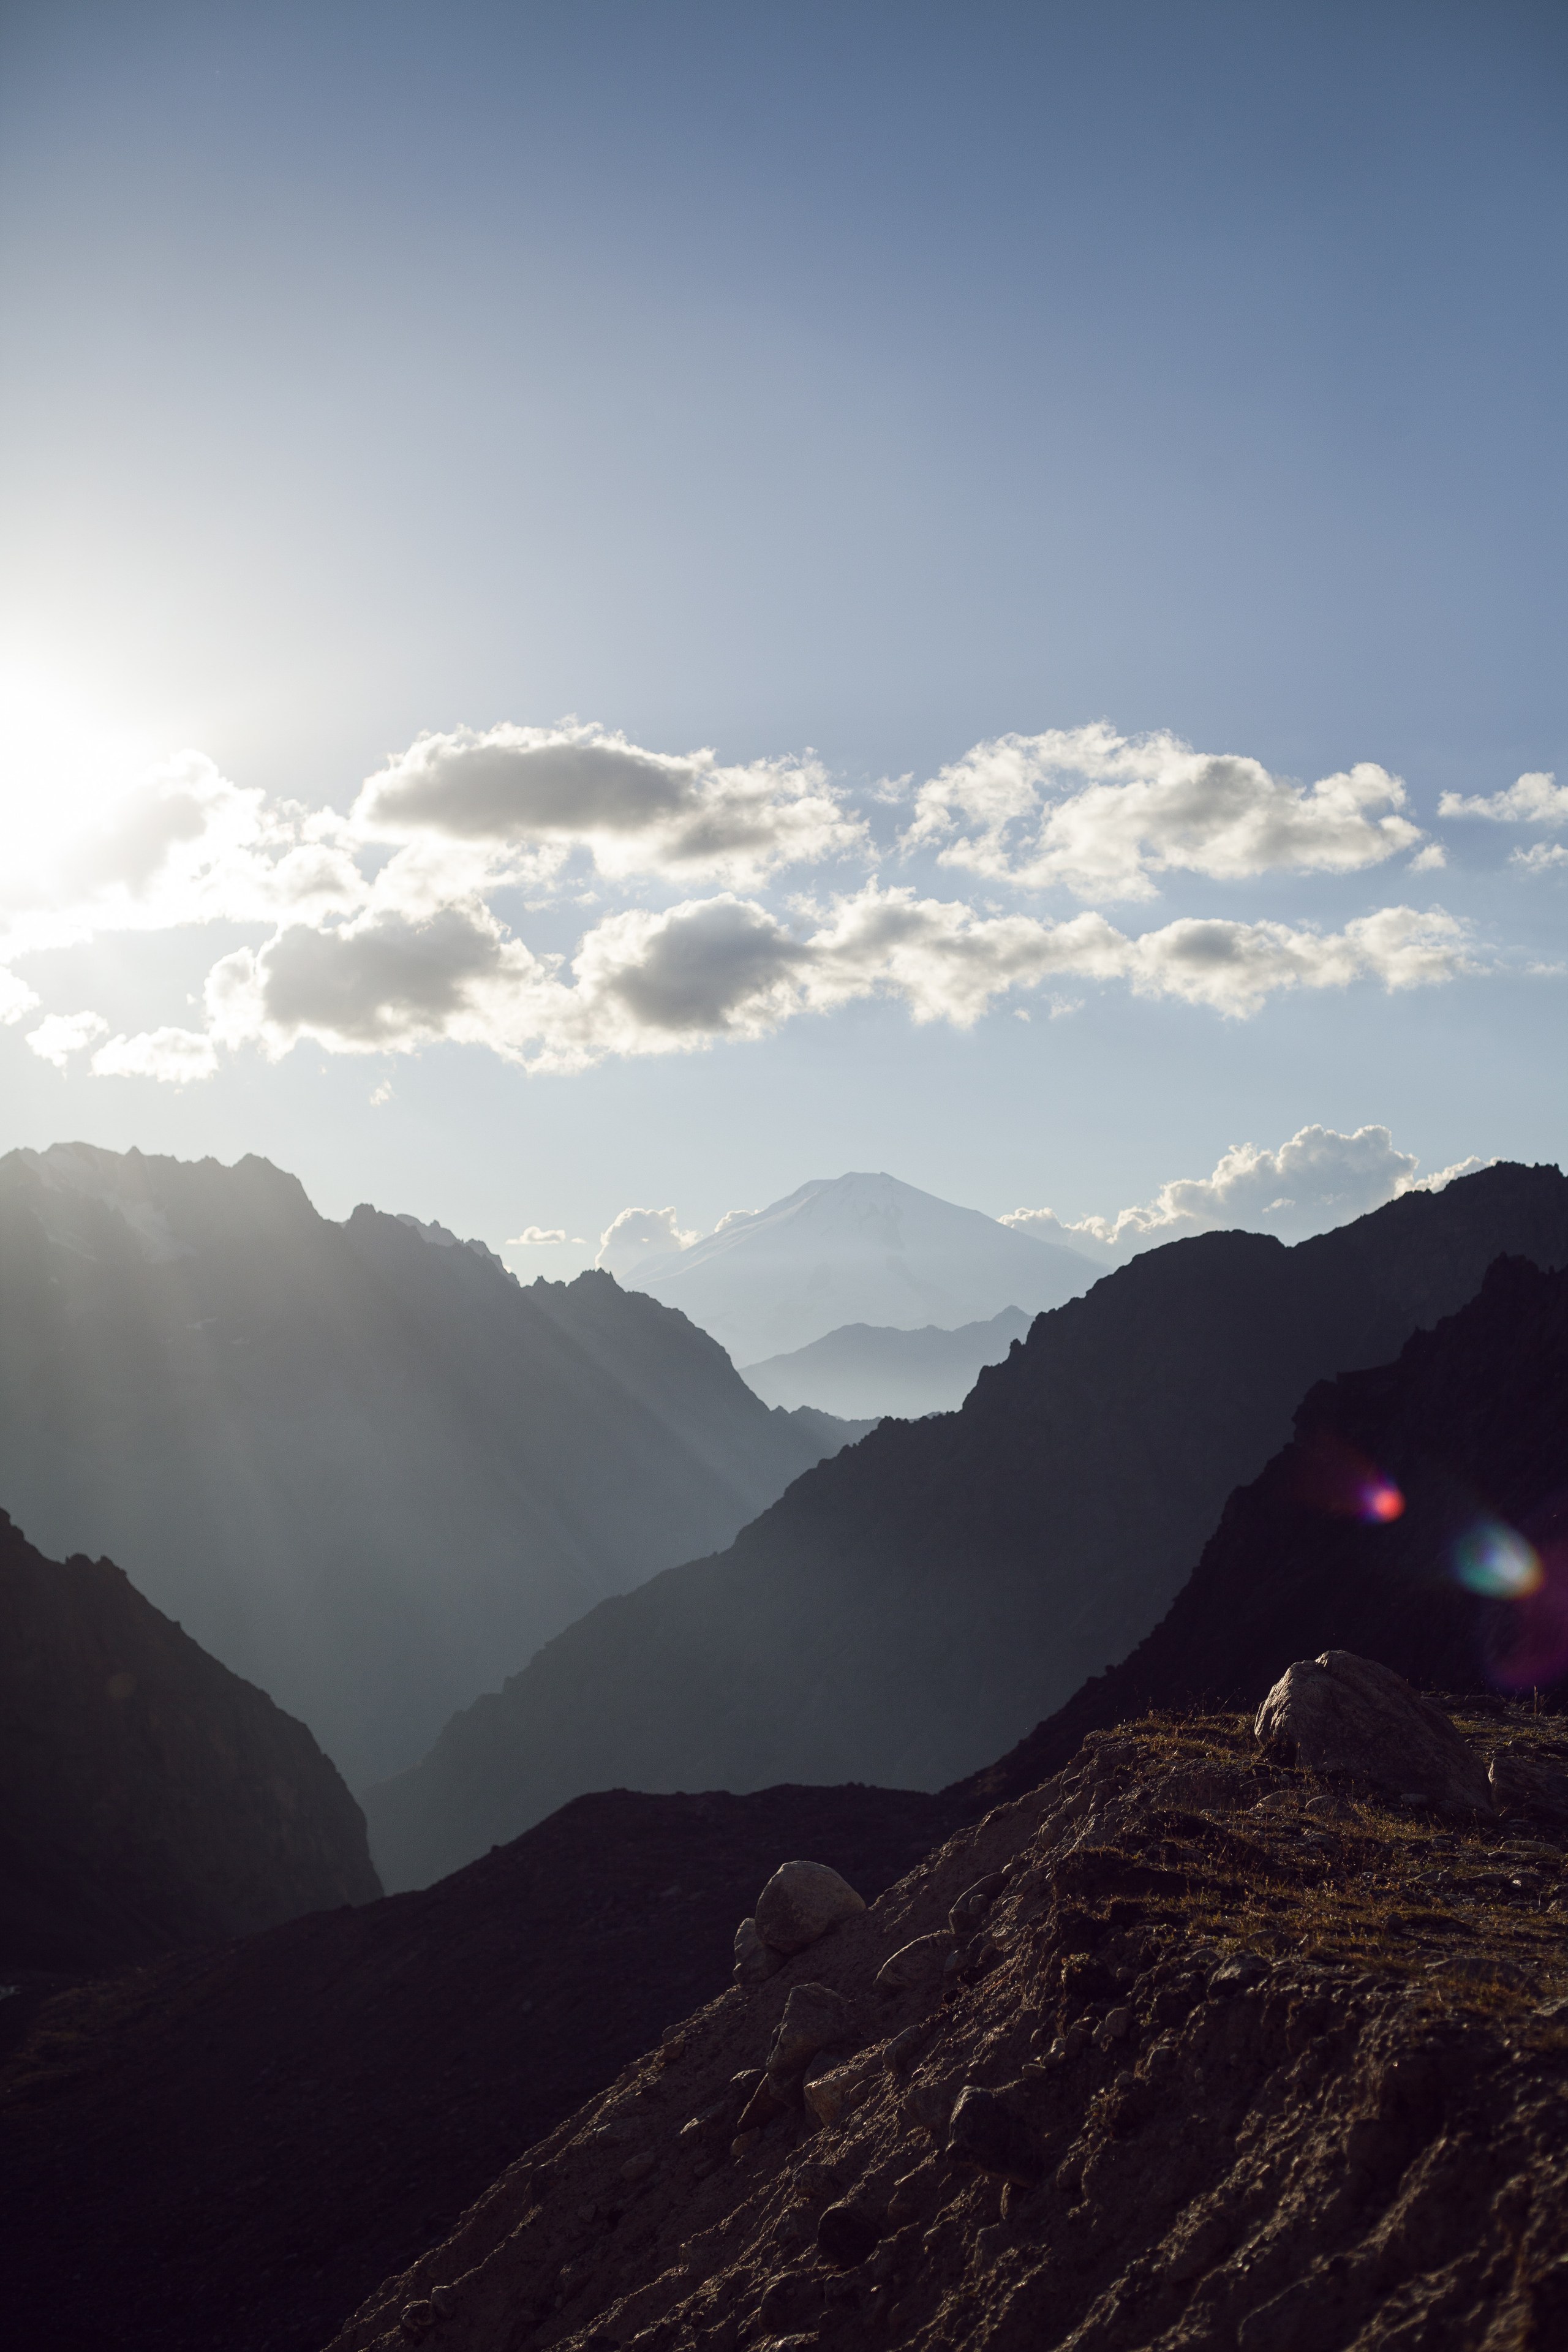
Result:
[367, 1162, 1568, 1886]
[0, 1510, 377, 1969]
[0, 1143, 861, 1781]
[0, 1781, 952, 2352]
[332, 1694, 1568, 2352]
[971, 1253, 1568, 1806]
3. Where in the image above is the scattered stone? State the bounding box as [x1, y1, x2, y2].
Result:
[948, 1868, 1012, 1935]
[1103, 2005, 1133, 2038]
[658, 2035, 687, 2065]
[1209, 1954, 1269, 1996]
[884, 2017, 941, 2074]
[755, 1861, 867, 1956]
[1490, 1742, 1568, 1823]
[399, 2303, 434, 2340]
[429, 2283, 458, 2317]
[737, 2075, 791, 2133]
[731, 2129, 761, 2160]
[734, 1917, 785, 1985]
[816, 2203, 883, 2267]
[875, 1932, 949, 1997]
[620, 2151, 657, 2184]
[947, 2086, 1041, 2185]
[1253, 1651, 1494, 1812]
[766, 1983, 855, 2083]
[802, 2051, 876, 2126]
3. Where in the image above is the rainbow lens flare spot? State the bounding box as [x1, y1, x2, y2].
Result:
[1359, 1480, 1405, 1524]
[1453, 1521, 1544, 1599]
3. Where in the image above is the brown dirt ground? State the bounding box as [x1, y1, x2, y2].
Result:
[328, 1703, 1568, 2352]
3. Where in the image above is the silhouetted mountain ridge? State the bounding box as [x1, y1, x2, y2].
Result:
[0, 1143, 862, 1781]
[0, 1510, 378, 1969]
[366, 1161, 1568, 1887]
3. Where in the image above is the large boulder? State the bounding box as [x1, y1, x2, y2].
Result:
[1253, 1650, 1493, 1813]
[1488, 1740, 1568, 1822]
[754, 1858, 865, 1954]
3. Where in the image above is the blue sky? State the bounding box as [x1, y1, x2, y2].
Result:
[0, 1, 1563, 1265]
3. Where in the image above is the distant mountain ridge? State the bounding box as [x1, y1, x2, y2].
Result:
[741, 1305, 1033, 1419]
[365, 1161, 1568, 1887]
[0, 1510, 378, 1969]
[0, 1144, 863, 1783]
[629, 1171, 1095, 1361]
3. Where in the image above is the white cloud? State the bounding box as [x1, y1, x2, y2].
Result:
[89, 1026, 220, 1084]
[508, 1225, 570, 1246]
[1003, 1123, 1488, 1256]
[1438, 771, 1568, 826]
[903, 725, 1423, 900]
[352, 722, 865, 890]
[26, 1009, 110, 1067]
[1409, 843, 1447, 871]
[595, 1205, 699, 1276]
[1512, 841, 1568, 873]
[0, 967, 40, 1025]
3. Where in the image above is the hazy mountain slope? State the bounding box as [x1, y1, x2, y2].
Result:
[0, 1780, 955, 2352]
[364, 1162, 1568, 1886]
[969, 1251, 1568, 1806]
[0, 1510, 377, 1969]
[0, 1144, 861, 1782]
[742, 1306, 1032, 1418]
[631, 1172, 1094, 1360]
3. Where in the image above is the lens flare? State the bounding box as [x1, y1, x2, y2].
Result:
[1453, 1521, 1544, 1599]
[1291, 1431, 1404, 1523]
[1358, 1478, 1405, 1525]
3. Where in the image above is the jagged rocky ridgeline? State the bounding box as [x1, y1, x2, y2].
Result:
[0, 1510, 378, 1969]
[0, 1142, 867, 1785]
[365, 1162, 1568, 1889]
[328, 1671, 1568, 2352]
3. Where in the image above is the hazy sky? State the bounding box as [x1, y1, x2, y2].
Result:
[1, 0, 1563, 1268]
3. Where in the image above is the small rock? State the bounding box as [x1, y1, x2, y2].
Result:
[1490, 1742, 1568, 1823]
[755, 1860, 867, 1955]
[399, 2304, 434, 2340]
[1253, 1651, 1494, 1813]
[731, 2128, 761, 2160]
[1104, 2005, 1133, 2038]
[1209, 1953, 1269, 1995]
[884, 2017, 941, 2074]
[620, 2151, 657, 2184]
[767, 1983, 856, 2080]
[947, 2085, 1041, 2185]
[658, 2035, 687, 2065]
[948, 1868, 1012, 1936]
[816, 2203, 883, 2267]
[734, 1916, 785, 1985]
[737, 2075, 791, 2132]
[429, 2284, 458, 2318]
[875, 1933, 949, 1997]
[802, 2051, 876, 2126]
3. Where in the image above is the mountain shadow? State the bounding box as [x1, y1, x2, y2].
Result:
[0, 1143, 862, 1782]
[967, 1250, 1568, 1804]
[0, 1510, 378, 1970]
[366, 1162, 1568, 1887]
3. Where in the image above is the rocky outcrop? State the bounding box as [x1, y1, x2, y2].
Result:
[368, 1164, 1568, 1880]
[1254, 1650, 1496, 1812]
[0, 1511, 378, 1968]
[970, 1252, 1568, 1804]
[323, 1700, 1568, 2352]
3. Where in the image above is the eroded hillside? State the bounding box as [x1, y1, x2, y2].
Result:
[333, 1698, 1568, 2352]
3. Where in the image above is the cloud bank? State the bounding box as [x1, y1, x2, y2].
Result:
[0, 715, 1508, 1084]
[1002, 1123, 1489, 1256]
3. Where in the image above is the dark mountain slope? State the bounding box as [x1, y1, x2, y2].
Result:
[0, 1512, 377, 1969]
[968, 1252, 1568, 1804]
[0, 1779, 954, 2352]
[0, 1144, 859, 1781]
[367, 1162, 1568, 1887]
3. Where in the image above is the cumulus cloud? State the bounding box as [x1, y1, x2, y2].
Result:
[0, 967, 40, 1025]
[26, 1010, 110, 1067]
[1512, 841, 1568, 873]
[352, 722, 865, 889]
[1438, 771, 1568, 827]
[508, 1225, 572, 1246]
[903, 725, 1423, 900]
[1002, 1124, 1490, 1256]
[595, 1205, 699, 1276]
[89, 1026, 220, 1084]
